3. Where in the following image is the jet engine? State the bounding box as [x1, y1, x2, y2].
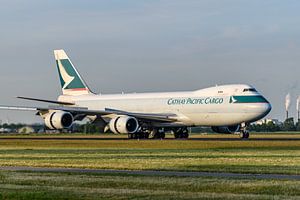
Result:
[109, 115, 139, 134]
[211, 125, 240, 134]
[45, 111, 74, 129]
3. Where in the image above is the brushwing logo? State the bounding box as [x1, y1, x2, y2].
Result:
[229, 96, 237, 103]
[57, 59, 74, 89]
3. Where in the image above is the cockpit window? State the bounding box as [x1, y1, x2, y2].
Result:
[243, 88, 257, 92]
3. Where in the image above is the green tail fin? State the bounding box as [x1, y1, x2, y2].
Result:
[54, 49, 91, 95]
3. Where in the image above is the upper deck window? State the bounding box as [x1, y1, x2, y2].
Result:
[243, 88, 257, 92]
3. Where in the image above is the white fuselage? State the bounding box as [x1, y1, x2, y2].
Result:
[58, 84, 271, 127]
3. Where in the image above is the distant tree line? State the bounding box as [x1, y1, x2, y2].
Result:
[192, 118, 300, 133]
[0, 123, 26, 130]
[0, 122, 104, 134]
[249, 118, 300, 132]
[1, 118, 300, 134]
[0, 123, 44, 132]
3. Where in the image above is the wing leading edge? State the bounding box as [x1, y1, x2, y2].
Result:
[0, 105, 177, 123]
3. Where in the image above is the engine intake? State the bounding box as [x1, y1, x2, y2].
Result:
[211, 125, 240, 134]
[45, 111, 74, 129]
[109, 115, 139, 134]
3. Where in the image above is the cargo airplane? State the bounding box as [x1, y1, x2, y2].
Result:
[0, 50, 272, 139]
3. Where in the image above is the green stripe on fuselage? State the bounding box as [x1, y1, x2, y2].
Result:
[230, 95, 268, 103]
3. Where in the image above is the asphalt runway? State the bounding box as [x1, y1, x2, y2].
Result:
[0, 166, 300, 180]
[0, 137, 300, 141]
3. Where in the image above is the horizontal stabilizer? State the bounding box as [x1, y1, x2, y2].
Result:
[17, 96, 75, 105]
[0, 105, 38, 111]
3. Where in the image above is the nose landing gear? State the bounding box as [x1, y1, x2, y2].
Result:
[240, 130, 249, 139]
[239, 123, 250, 139]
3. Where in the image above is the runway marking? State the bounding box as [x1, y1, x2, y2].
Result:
[0, 166, 300, 180]
[1, 137, 300, 141]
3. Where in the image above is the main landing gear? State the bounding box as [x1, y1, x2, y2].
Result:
[173, 127, 189, 139]
[128, 128, 165, 139]
[128, 132, 150, 139]
[239, 123, 250, 139]
[127, 127, 190, 139]
[149, 128, 166, 139]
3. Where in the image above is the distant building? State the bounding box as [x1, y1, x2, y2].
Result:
[18, 126, 35, 134]
[253, 119, 281, 126]
[0, 128, 13, 133]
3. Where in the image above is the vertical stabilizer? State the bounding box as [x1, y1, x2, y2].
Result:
[54, 49, 91, 95]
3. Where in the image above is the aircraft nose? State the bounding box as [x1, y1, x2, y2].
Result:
[263, 102, 272, 116]
[241, 95, 272, 122]
[256, 95, 272, 117]
[258, 97, 272, 118]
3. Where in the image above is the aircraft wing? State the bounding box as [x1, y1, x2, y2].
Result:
[0, 105, 177, 122]
[104, 108, 177, 122]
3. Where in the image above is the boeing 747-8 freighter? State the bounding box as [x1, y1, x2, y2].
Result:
[0, 50, 271, 139]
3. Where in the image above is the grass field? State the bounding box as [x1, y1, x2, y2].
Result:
[1, 171, 300, 199]
[0, 133, 300, 199]
[0, 134, 300, 174]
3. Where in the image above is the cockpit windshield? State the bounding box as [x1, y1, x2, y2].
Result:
[243, 88, 257, 92]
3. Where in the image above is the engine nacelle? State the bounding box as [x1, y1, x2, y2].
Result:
[109, 115, 139, 134]
[44, 111, 74, 130]
[211, 125, 240, 134]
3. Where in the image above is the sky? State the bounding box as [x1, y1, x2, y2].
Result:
[0, 0, 299, 123]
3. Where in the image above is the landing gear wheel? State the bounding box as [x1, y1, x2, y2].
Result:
[132, 133, 138, 139]
[144, 133, 150, 139]
[149, 129, 165, 139]
[154, 132, 165, 139]
[182, 128, 189, 139]
[240, 131, 249, 139]
[173, 128, 189, 139]
[182, 132, 189, 138]
[160, 132, 165, 139]
[137, 133, 143, 139]
[128, 132, 149, 139]
[245, 131, 249, 138]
